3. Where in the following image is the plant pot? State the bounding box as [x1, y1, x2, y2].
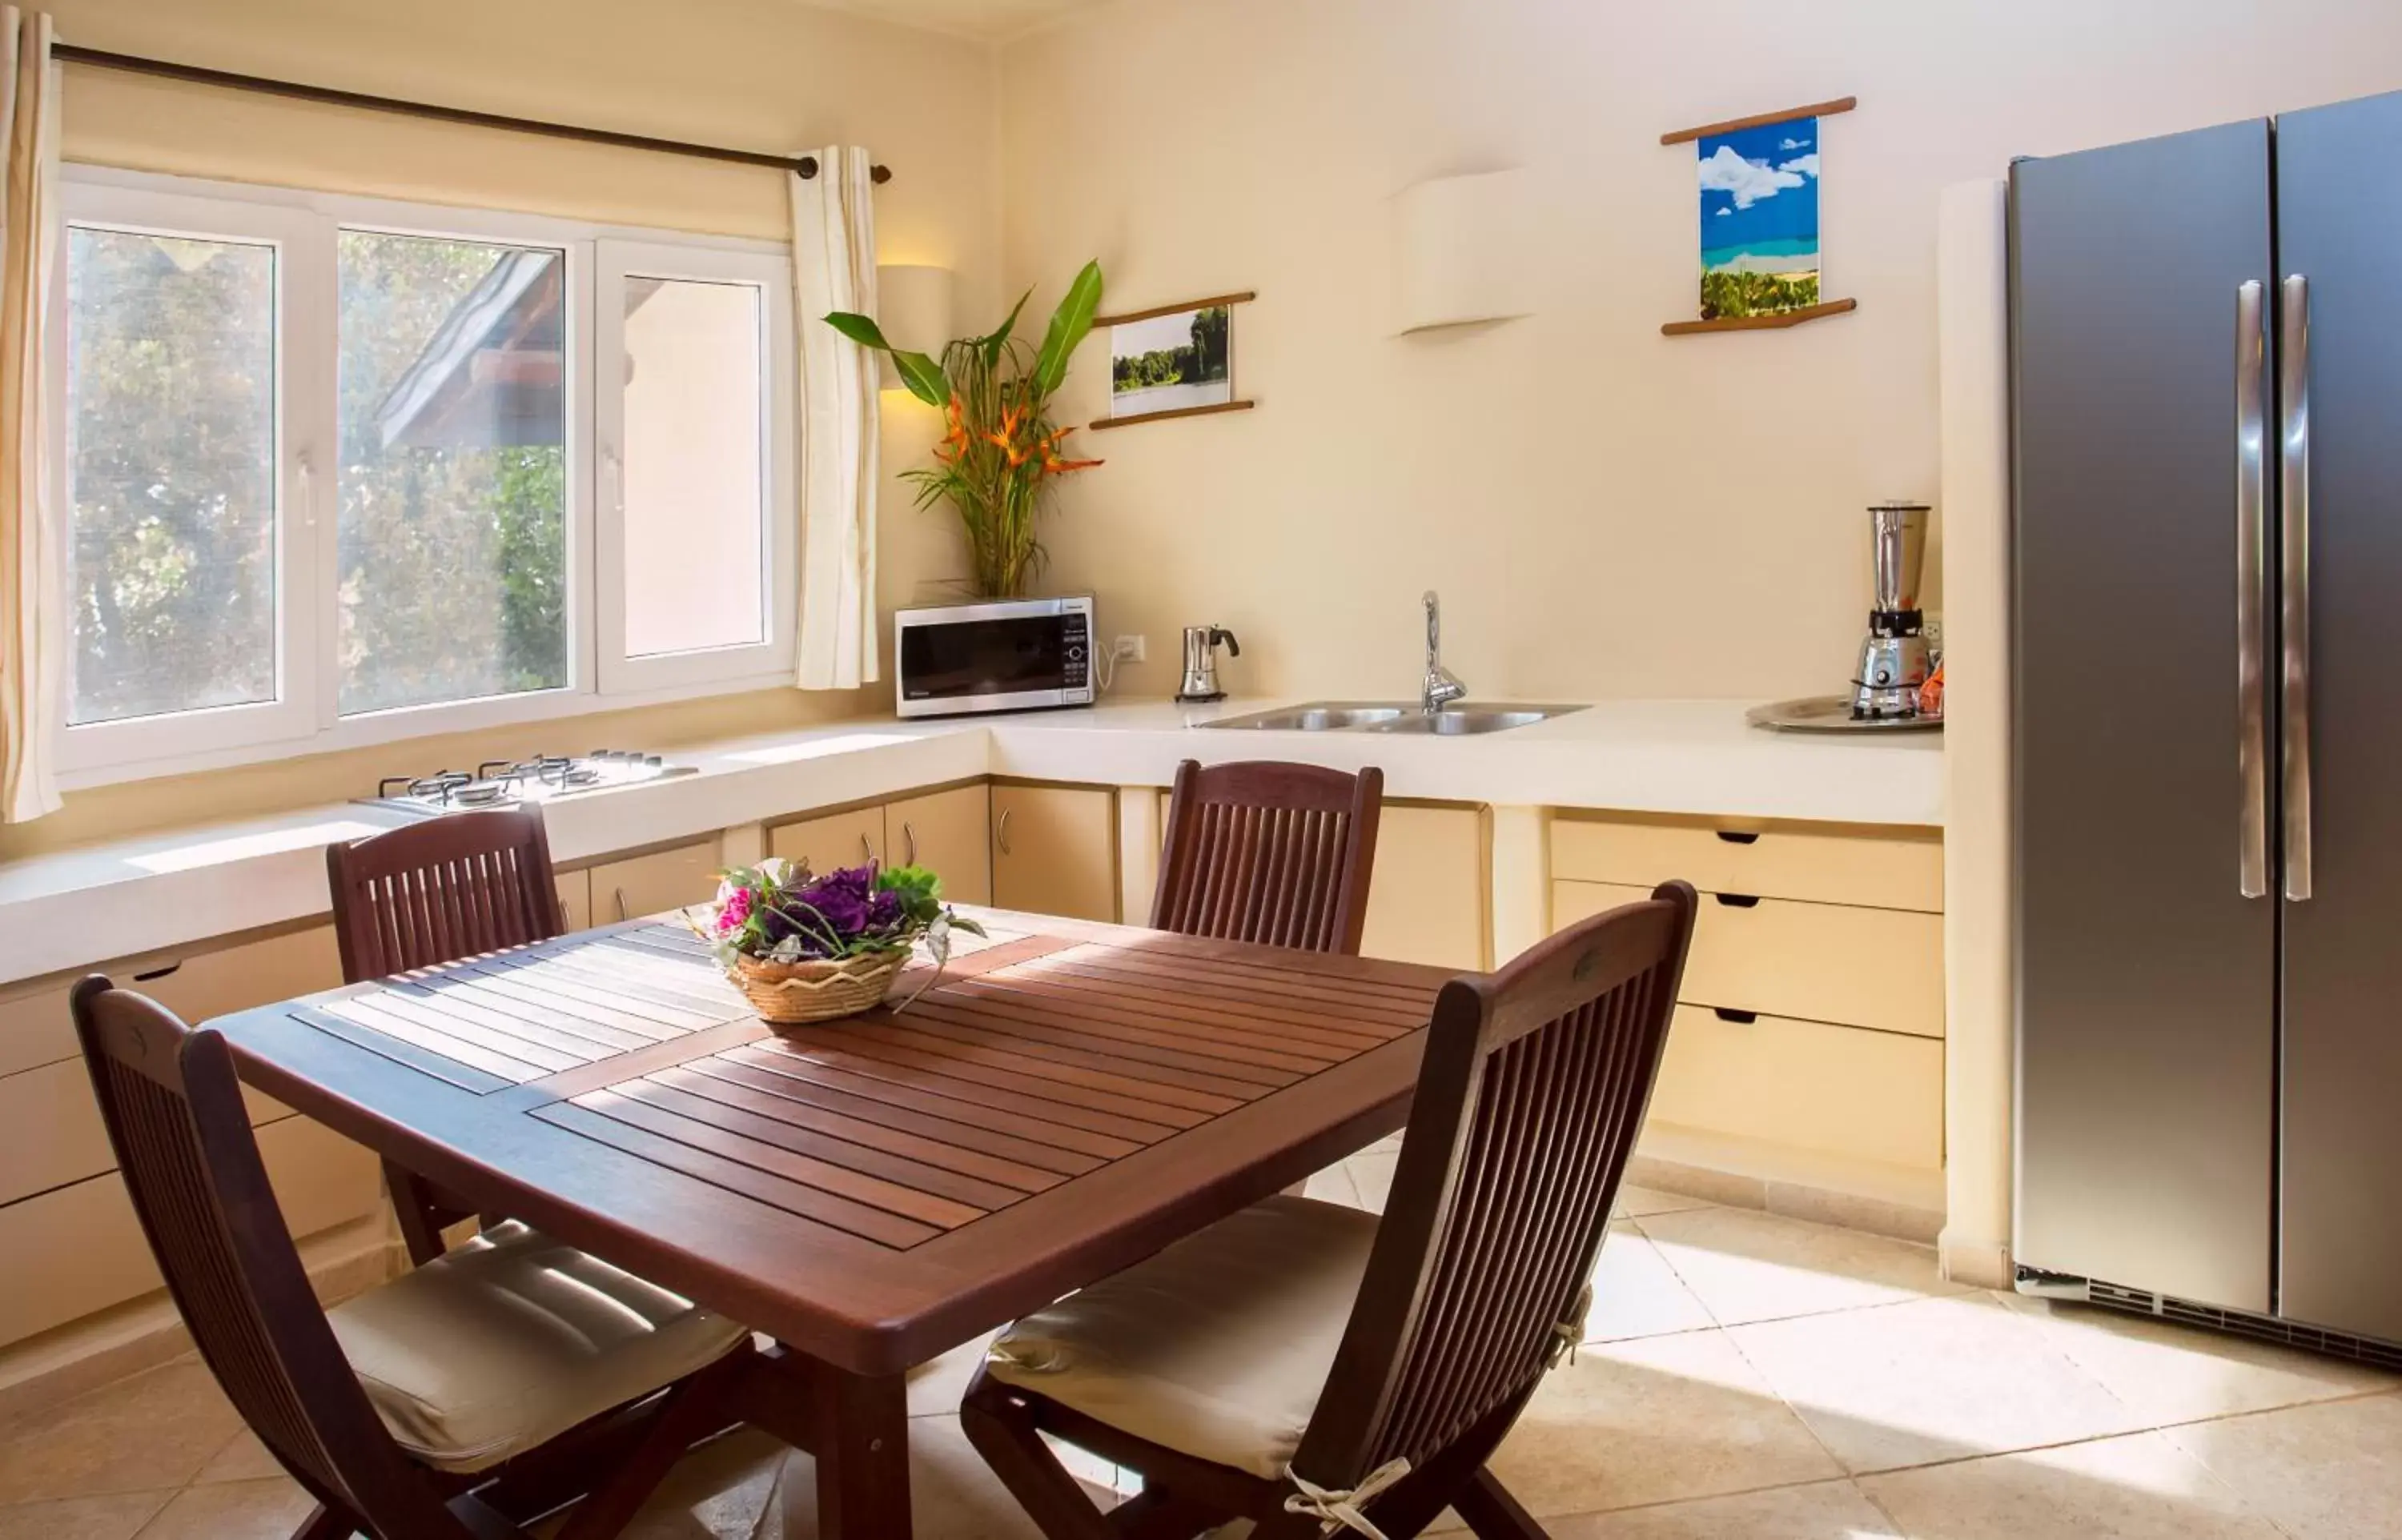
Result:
[729, 949, 907, 1026]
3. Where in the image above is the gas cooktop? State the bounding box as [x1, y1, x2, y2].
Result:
[358, 751, 697, 818]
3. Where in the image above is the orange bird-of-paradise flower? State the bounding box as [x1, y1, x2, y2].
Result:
[1036, 425, 1103, 475]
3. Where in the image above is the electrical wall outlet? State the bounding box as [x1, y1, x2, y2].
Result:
[1112, 635, 1147, 663]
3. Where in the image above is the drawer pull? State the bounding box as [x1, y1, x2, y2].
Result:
[1714, 830, 1761, 845]
[132, 962, 183, 983]
[1713, 1007, 1760, 1024]
[1713, 892, 1762, 908]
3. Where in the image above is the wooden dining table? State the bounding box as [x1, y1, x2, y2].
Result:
[205, 905, 1456, 1538]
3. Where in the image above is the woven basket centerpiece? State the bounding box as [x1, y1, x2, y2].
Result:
[729, 948, 908, 1026]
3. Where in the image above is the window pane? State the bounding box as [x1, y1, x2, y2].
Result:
[337, 231, 567, 715]
[66, 228, 278, 726]
[621, 276, 766, 657]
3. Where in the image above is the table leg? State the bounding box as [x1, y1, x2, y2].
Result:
[811, 1366, 912, 1540]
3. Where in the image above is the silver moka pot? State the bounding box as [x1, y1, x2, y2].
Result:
[1176, 626, 1241, 703]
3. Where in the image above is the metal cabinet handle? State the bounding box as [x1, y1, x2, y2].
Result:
[613, 887, 629, 923]
[2234, 279, 2271, 900]
[995, 808, 1013, 857]
[861, 832, 875, 866]
[902, 821, 918, 866]
[2279, 273, 2314, 902]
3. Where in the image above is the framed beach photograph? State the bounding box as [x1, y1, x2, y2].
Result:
[1094, 291, 1255, 428]
[1697, 115, 1822, 319]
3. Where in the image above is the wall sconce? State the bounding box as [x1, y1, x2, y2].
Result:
[875, 264, 954, 391]
[1388, 168, 1536, 335]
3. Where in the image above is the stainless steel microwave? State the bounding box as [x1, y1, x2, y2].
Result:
[893, 596, 1095, 718]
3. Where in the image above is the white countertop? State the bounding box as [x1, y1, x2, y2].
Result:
[0, 698, 1941, 987]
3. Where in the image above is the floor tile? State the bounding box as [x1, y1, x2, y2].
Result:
[0, 1491, 174, 1540]
[1585, 1222, 1715, 1343]
[1612, 1184, 1716, 1220]
[1303, 1161, 1362, 1208]
[2164, 1390, 2402, 1538]
[1860, 1430, 2281, 1539]
[531, 1427, 792, 1540]
[0, 1361, 243, 1505]
[191, 1430, 284, 1486]
[1545, 1478, 1899, 1538]
[1994, 1293, 2400, 1426]
[1637, 1206, 1975, 1328]
[767, 1413, 1114, 1538]
[132, 1477, 317, 1540]
[1475, 1327, 1845, 1516]
[906, 1328, 1002, 1418]
[1343, 1150, 1400, 1214]
[1728, 1294, 2145, 1474]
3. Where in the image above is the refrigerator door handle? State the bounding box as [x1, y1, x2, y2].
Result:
[2279, 273, 2314, 902]
[2235, 278, 2271, 900]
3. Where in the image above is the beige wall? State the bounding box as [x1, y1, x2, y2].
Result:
[998, 0, 2402, 702]
[11, 0, 998, 860]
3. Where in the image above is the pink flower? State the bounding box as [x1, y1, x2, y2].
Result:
[715, 885, 753, 934]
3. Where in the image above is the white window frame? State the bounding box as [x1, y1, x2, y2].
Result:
[593, 239, 797, 695]
[49, 166, 799, 788]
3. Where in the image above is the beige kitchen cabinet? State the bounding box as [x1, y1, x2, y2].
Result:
[0, 1112, 380, 1349]
[0, 974, 77, 1081]
[769, 806, 886, 878]
[1552, 813, 1944, 912]
[1553, 880, 1942, 1037]
[886, 784, 992, 904]
[555, 869, 593, 931]
[1647, 1005, 1945, 1169]
[588, 839, 724, 924]
[991, 783, 1118, 922]
[1360, 803, 1490, 971]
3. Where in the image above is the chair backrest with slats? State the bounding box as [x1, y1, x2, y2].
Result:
[327, 808, 564, 981]
[70, 979, 448, 1530]
[1150, 760, 1384, 954]
[1294, 880, 1697, 1484]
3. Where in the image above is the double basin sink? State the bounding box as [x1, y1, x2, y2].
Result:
[1199, 701, 1588, 736]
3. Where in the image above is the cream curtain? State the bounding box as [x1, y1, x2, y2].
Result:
[789, 146, 880, 690]
[0, 6, 60, 824]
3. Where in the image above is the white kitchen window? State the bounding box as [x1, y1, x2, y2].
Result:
[50, 169, 797, 784]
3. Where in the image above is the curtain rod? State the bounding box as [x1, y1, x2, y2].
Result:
[53, 44, 894, 185]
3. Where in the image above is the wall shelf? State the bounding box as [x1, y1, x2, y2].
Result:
[1089, 399, 1256, 431]
[1662, 298, 1858, 336]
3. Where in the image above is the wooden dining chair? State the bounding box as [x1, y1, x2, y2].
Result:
[71, 977, 757, 1540]
[326, 808, 566, 1264]
[962, 880, 1699, 1540]
[1151, 760, 1385, 954]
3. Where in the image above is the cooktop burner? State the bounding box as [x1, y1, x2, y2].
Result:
[362, 750, 696, 817]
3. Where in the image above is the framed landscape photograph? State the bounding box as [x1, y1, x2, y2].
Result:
[1093, 291, 1256, 428]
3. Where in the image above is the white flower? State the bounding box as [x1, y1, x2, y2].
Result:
[758, 856, 796, 886]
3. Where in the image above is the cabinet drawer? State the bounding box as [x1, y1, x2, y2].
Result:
[588, 840, 724, 925]
[769, 808, 886, 880]
[0, 1059, 295, 1207]
[1552, 816, 1942, 912]
[1554, 880, 1942, 1037]
[886, 786, 991, 905]
[1647, 1005, 1944, 1170]
[0, 1113, 381, 1347]
[0, 977, 75, 1081]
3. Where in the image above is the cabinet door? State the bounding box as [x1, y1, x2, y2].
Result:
[991, 784, 1117, 922]
[588, 840, 723, 924]
[886, 785, 991, 904]
[1360, 804, 1488, 971]
[555, 870, 593, 932]
[769, 808, 886, 880]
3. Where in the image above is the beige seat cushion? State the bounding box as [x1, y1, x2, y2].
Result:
[986, 1194, 1378, 1480]
[330, 1221, 748, 1474]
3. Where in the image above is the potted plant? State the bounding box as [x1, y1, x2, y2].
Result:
[826, 262, 1106, 599]
[695, 858, 983, 1026]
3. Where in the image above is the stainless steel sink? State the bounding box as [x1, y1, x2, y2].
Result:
[1199, 702, 1411, 731]
[1364, 703, 1588, 736]
[1198, 701, 1585, 735]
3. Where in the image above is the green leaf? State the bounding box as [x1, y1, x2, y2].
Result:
[1031, 260, 1105, 399]
[826, 311, 950, 407]
[978, 289, 1032, 367]
[823, 310, 894, 351]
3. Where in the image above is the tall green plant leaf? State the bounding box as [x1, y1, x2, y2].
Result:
[1030, 261, 1105, 399]
[823, 311, 949, 406]
[978, 288, 1032, 367]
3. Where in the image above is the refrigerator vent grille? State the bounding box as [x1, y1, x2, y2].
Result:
[2081, 1281, 2402, 1372]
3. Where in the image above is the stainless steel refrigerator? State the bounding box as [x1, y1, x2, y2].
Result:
[2012, 86, 2402, 1354]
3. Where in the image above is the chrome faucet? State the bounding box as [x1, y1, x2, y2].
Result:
[1420, 590, 1467, 714]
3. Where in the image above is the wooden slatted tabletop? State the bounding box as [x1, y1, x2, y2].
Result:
[206, 907, 1455, 1538]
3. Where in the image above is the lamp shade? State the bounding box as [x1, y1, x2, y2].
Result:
[874, 264, 955, 391]
[1389, 168, 1536, 335]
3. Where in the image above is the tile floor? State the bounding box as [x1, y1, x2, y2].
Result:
[2, 1150, 2395, 1539]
